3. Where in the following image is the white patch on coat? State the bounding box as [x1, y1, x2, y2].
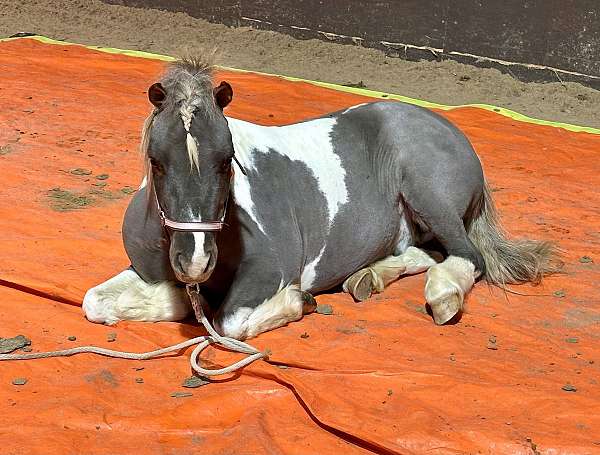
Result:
[394, 212, 413, 255]
[224, 118, 265, 233]
[342, 103, 368, 114]
[231, 172, 266, 234]
[216, 284, 304, 340]
[83, 269, 190, 324]
[300, 245, 326, 290]
[227, 116, 348, 226]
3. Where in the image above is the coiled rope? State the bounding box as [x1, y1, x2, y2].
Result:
[0, 284, 270, 377]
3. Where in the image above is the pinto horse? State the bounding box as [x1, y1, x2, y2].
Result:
[83, 57, 559, 340]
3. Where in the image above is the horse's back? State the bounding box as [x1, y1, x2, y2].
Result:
[335, 101, 484, 215]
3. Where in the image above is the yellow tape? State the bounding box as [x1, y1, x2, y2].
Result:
[2, 35, 599, 135]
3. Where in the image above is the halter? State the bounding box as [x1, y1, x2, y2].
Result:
[154, 185, 227, 232]
[153, 155, 245, 233]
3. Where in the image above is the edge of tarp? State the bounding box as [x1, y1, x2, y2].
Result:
[2, 34, 599, 135]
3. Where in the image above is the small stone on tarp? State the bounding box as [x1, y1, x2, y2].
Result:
[182, 375, 210, 388]
[316, 304, 333, 315]
[562, 384, 577, 392]
[486, 335, 498, 350]
[553, 290, 566, 298]
[70, 168, 92, 176]
[135, 378, 144, 384]
[96, 174, 109, 180]
[565, 337, 579, 344]
[67, 336, 77, 341]
[579, 256, 593, 263]
[171, 391, 193, 398]
[0, 335, 31, 354]
[106, 332, 117, 342]
[12, 378, 28, 386]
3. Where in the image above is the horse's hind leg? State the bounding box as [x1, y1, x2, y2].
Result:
[403, 197, 484, 325]
[425, 256, 477, 324]
[343, 247, 439, 301]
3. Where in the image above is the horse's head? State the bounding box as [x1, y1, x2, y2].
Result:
[142, 58, 234, 283]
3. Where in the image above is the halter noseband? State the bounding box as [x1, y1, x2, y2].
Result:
[154, 187, 227, 232]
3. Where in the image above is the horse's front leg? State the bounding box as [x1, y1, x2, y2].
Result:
[212, 262, 316, 340]
[83, 188, 191, 324]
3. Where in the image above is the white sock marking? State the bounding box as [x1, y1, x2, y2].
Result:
[425, 256, 476, 305]
[216, 284, 304, 340]
[83, 269, 190, 324]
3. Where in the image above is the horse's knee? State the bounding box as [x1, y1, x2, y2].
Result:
[425, 256, 476, 324]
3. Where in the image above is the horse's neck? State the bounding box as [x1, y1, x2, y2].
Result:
[226, 116, 274, 168]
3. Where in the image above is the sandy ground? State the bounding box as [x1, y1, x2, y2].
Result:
[1, 0, 599, 128]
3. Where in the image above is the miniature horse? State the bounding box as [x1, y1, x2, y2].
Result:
[83, 57, 558, 340]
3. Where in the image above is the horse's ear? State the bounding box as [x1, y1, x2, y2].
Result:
[148, 82, 166, 108]
[214, 81, 233, 109]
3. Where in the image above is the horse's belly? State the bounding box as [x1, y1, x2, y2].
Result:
[300, 209, 410, 293]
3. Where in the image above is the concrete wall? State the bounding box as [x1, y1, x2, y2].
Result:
[104, 0, 600, 88]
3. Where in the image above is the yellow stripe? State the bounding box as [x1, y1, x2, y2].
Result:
[2, 35, 599, 135]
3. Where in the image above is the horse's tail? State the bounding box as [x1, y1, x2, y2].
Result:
[467, 182, 562, 286]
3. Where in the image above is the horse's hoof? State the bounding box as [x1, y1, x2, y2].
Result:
[343, 269, 374, 302]
[429, 292, 462, 325]
[301, 291, 317, 314]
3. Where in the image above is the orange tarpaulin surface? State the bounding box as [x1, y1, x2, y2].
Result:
[1, 38, 600, 455]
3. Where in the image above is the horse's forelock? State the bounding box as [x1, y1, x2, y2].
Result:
[150, 56, 218, 172]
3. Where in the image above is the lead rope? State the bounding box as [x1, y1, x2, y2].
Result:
[0, 284, 270, 377]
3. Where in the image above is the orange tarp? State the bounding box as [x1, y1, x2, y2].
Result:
[1, 38, 599, 454]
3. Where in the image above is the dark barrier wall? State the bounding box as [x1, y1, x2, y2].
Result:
[104, 0, 600, 88]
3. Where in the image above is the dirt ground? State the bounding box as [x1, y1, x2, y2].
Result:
[1, 0, 599, 128]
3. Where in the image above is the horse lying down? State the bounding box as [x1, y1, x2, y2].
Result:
[83, 57, 560, 340]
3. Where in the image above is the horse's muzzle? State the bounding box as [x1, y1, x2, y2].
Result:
[170, 231, 218, 283]
[173, 251, 216, 283]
